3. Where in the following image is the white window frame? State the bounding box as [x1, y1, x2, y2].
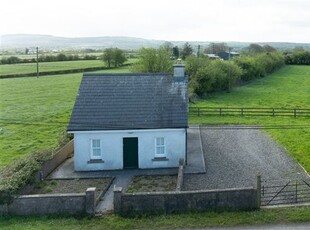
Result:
[155, 137, 166, 157]
[90, 139, 102, 160]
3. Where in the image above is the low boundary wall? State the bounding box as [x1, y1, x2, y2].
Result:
[114, 187, 258, 214]
[0, 188, 96, 216]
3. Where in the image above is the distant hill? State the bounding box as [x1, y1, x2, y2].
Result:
[1, 34, 309, 51]
[0, 34, 167, 50]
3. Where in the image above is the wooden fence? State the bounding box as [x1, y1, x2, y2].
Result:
[189, 107, 310, 118]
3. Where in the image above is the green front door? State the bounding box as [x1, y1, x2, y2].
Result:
[123, 137, 138, 169]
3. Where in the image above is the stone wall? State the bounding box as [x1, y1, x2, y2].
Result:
[114, 187, 258, 214]
[0, 187, 96, 216]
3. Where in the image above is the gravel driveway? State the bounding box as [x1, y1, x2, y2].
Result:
[183, 126, 309, 191]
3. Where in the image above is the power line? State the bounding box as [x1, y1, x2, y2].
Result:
[0, 119, 310, 130]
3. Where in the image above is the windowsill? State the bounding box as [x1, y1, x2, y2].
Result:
[152, 157, 169, 161]
[87, 159, 104, 164]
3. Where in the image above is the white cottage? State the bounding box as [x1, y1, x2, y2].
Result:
[67, 64, 188, 171]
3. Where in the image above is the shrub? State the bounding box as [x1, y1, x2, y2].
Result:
[0, 133, 71, 204]
[285, 51, 310, 65]
[234, 52, 284, 81]
[0, 154, 42, 204]
[188, 58, 242, 96]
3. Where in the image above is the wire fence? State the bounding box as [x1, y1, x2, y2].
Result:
[189, 107, 310, 118]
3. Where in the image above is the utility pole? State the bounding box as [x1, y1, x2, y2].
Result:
[228, 47, 231, 93]
[197, 45, 201, 57]
[36, 47, 39, 78]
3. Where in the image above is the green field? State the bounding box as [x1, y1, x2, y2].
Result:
[0, 73, 82, 166]
[0, 60, 105, 75]
[190, 65, 310, 172]
[0, 64, 134, 167]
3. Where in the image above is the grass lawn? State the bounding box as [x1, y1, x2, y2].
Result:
[0, 60, 106, 75]
[1, 207, 310, 229]
[190, 65, 310, 172]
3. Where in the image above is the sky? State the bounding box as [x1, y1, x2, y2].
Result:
[1, 0, 310, 43]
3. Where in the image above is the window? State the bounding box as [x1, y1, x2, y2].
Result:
[155, 137, 166, 157]
[91, 139, 102, 159]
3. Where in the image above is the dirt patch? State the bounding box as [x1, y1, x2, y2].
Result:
[30, 178, 113, 200]
[127, 175, 177, 193]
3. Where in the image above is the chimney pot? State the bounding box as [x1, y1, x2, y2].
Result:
[173, 64, 185, 82]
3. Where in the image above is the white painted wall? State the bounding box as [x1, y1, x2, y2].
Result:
[71, 129, 186, 171]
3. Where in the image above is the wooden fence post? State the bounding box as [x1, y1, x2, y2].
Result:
[295, 181, 298, 203]
[294, 109, 297, 118]
[256, 175, 261, 209]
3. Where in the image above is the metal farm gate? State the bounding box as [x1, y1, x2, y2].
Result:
[260, 177, 310, 206]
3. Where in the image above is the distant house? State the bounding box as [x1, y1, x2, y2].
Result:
[218, 51, 240, 60]
[206, 54, 220, 59]
[67, 64, 188, 171]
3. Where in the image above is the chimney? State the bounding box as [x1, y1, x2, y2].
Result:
[173, 63, 186, 83]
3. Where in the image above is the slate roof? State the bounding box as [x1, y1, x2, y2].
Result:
[67, 73, 188, 131]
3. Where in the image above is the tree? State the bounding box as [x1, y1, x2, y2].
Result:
[161, 41, 173, 52]
[132, 47, 173, 73]
[56, 53, 67, 61]
[263, 45, 277, 52]
[185, 55, 210, 77]
[112, 48, 127, 67]
[246, 43, 265, 54]
[205, 42, 227, 55]
[172, 46, 180, 59]
[181, 42, 193, 59]
[102, 48, 113, 68]
[189, 59, 242, 96]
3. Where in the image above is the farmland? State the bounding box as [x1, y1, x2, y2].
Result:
[190, 65, 310, 172]
[0, 60, 105, 75]
[0, 62, 135, 167]
[0, 73, 82, 166]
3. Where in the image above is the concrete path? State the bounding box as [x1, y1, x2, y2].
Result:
[95, 173, 133, 213]
[185, 126, 206, 174]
